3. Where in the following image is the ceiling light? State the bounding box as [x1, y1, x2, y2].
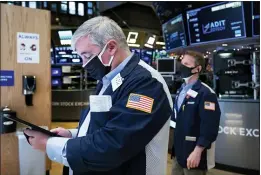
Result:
[222, 44, 228, 47]
[128, 43, 140, 47]
[156, 42, 165, 45]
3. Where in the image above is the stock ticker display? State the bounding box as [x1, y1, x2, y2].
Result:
[187, 1, 246, 44]
[162, 14, 187, 51]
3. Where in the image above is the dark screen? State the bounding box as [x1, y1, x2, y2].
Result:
[252, 1, 260, 36]
[187, 2, 246, 44]
[158, 59, 175, 73]
[162, 14, 187, 50]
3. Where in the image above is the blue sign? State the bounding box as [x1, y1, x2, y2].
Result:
[0, 70, 14, 86]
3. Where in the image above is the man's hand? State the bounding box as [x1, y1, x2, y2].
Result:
[50, 127, 72, 138]
[23, 129, 49, 152]
[187, 146, 204, 169]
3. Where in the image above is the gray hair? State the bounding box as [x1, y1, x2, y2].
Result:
[71, 16, 128, 51]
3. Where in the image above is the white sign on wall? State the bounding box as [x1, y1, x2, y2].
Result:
[17, 32, 40, 64]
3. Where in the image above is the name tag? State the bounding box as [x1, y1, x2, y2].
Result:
[187, 101, 195, 105]
[185, 136, 196, 142]
[111, 73, 123, 92]
[187, 89, 198, 98]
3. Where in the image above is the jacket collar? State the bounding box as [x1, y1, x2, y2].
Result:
[120, 53, 140, 78]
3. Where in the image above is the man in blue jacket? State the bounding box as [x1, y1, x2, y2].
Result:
[25, 16, 173, 175]
[171, 51, 221, 175]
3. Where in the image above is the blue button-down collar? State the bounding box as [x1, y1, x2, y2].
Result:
[102, 52, 134, 85]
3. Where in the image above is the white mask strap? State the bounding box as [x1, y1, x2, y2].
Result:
[98, 43, 115, 67]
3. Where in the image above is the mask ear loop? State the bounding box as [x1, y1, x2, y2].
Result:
[98, 43, 115, 67]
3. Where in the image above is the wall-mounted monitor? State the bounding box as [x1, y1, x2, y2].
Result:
[153, 50, 167, 60]
[157, 58, 176, 74]
[51, 68, 62, 76]
[162, 14, 187, 51]
[52, 79, 62, 87]
[58, 30, 73, 45]
[252, 1, 260, 36]
[60, 1, 68, 14]
[78, 3, 84, 16]
[69, 1, 76, 15]
[141, 49, 153, 65]
[22, 1, 26, 7]
[88, 8, 93, 15]
[55, 46, 82, 65]
[187, 1, 246, 45]
[88, 2, 93, 8]
[29, 1, 37, 8]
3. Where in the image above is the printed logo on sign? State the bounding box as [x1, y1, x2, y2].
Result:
[202, 20, 226, 34]
[219, 126, 259, 138]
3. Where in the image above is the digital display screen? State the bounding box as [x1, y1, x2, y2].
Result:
[51, 68, 62, 76]
[141, 50, 153, 65]
[55, 46, 82, 65]
[157, 59, 176, 74]
[88, 9, 93, 15]
[69, 2, 76, 15]
[78, 3, 84, 16]
[51, 3, 57, 12]
[88, 2, 93, 8]
[252, 1, 260, 36]
[61, 2, 68, 14]
[58, 30, 73, 45]
[22, 1, 26, 7]
[52, 79, 61, 86]
[153, 50, 167, 60]
[187, 2, 246, 44]
[29, 2, 37, 8]
[162, 14, 187, 50]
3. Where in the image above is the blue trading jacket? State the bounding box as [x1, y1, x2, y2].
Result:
[66, 54, 173, 175]
[172, 80, 221, 170]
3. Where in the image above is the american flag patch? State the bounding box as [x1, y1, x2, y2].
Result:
[126, 93, 154, 113]
[204, 101, 215, 111]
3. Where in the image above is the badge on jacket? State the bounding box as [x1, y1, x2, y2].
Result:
[111, 73, 123, 92]
[126, 93, 154, 113]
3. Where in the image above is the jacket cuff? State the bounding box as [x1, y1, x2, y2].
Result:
[66, 137, 88, 173]
[197, 137, 211, 148]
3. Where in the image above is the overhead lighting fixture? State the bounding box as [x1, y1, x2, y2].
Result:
[162, 46, 166, 49]
[156, 41, 165, 45]
[222, 43, 228, 47]
[128, 44, 140, 48]
[213, 50, 217, 52]
[127, 32, 139, 44]
[147, 36, 156, 45]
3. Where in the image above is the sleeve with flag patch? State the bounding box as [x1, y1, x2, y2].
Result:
[197, 93, 221, 149]
[126, 93, 154, 113]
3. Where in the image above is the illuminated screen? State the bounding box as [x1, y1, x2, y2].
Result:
[88, 8, 93, 15]
[162, 14, 187, 50]
[78, 3, 84, 16]
[187, 1, 246, 44]
[61, 2, 68, 13]
[58, 30, 73, 45]
[69, 2, 76, 15]
[88, 2, 93, 8]
[29, 2, 37, 8]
